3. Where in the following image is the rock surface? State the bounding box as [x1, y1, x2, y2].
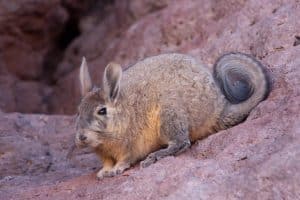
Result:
[0, 113, 100, 199]
[0, 0, 111, 113]
[0, 89, 299, 199]
[50, 0, 300, 114]
[0, 0, 300, 199]
[0, 0, 68, 113]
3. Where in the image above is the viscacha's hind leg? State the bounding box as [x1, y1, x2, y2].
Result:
[140, 109, 191, 168]
[140, 140, 190, 168]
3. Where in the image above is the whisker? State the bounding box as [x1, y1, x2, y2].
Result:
[92, 130, 124, 141]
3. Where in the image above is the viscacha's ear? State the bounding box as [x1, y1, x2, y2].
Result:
[103, 62, 122, 103]
[79, 57, 93, 96]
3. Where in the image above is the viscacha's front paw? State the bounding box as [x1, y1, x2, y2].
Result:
[113, 163, 130, 175]
[96, 169, 116, 179]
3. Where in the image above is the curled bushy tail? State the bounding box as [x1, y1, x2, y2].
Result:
[213, 52, 271, 126]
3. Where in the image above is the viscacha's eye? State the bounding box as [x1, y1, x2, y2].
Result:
[97, 107, 107, 115]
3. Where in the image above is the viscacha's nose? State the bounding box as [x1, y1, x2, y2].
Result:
[79, 134, 87, 141]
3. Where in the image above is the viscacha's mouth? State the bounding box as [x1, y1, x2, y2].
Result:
[75, 138, 88, 148]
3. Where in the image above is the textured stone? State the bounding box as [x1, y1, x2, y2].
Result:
[52, 0, 299, 114]
[0, 0, 300, 199]
[0, 0, 68, 79]
[0, 113, 99, 198]
[0, 0, 69, 113]
[0, 66, 52, 113]
[1, 93, 299, 199]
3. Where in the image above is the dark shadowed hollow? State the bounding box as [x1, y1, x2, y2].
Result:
[0, 0, 299, 199]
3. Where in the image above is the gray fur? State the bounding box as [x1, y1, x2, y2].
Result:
[75, 53, 270, 178]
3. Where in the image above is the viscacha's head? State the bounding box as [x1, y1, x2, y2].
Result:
[75, 58, 123, 149]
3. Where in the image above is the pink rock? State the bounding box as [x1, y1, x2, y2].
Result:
[0, 0, 68, 79]
[0, 0, 299, 199]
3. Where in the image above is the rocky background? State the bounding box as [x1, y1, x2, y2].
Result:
[0, 0, 299, 199]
